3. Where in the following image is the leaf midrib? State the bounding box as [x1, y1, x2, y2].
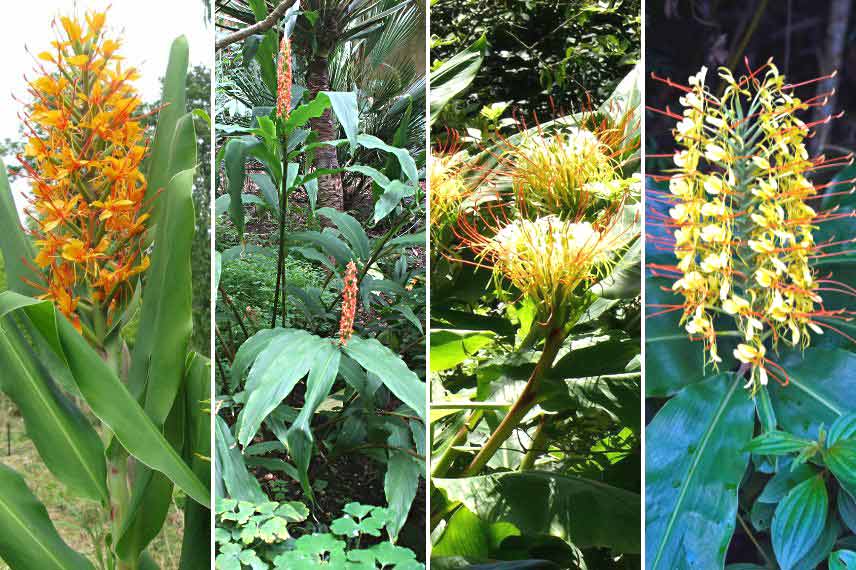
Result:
[651, 374, 740, 570]
[1, 328, 104, 501]
[0, 490, 72, 570]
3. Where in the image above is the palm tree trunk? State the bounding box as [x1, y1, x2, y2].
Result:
[308, 56, 344, 213]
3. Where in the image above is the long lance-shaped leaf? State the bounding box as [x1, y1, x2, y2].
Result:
[118, 117, 196, 559]
[215, 415, 266, 502]
[179, 353, 212, 570]
[0, 463, 94, 570]
[385, 423, 420, 542]
[285, 341, 341, 500]
[237, 330, 320, 446]
[116, 396, 185, 562]
[0, 292, 209, 506]
[344, 336, 426, 420]
[130, 168, 197, 420]
[429, 34, 486, 124]
[646, 373, 754, 569]
[144, 35, 188, 220]
[0, 321, 108, 503]
[0, 159, 37, 296]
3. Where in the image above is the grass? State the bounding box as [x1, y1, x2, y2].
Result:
[0, 394, 185, 570]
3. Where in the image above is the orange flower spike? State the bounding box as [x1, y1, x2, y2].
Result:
[338, 261, 359, 345]
[277, 36, 293, 119]
[21, 10, 150, 331]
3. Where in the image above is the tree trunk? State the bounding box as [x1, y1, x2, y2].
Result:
[308, 56, 344, 213]
[809, 0, 852, 158]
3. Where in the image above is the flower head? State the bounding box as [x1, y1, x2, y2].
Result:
[277, 37, 292, 119]
[338, 261, 358, 345]
[461, 212, 632, 311]
[649, 60, 855, 391]
[20, 10, 149, 331]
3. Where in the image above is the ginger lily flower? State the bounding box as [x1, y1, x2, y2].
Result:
[648, 59, 856, 392]
[19, 10, 149, 335]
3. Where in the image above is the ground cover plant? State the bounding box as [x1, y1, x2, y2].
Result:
[645, 59, 856, 569]
[0, 9, 210, 570]
[214, 1, 427, 566]
[429, 6, 643, 563]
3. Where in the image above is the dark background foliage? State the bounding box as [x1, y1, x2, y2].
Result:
[431, 0, 640, 125]
[646, 0, 856, 161]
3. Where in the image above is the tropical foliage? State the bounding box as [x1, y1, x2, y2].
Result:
[0, 11, 209, 570]
[214, 0, 427, 565]
[429, 18, 643, 564]
[645, 60, 856, 569]
[431, 0, 640, 132]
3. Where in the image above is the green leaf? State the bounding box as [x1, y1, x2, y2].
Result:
[644, 268, 707, 397]
[757, 463, 817, 503]
[793, 513, 839, 570]
[769, 348, 856, 440]
[435, 471, 639, 553]
[321, 91, 359, 153]
[285, 340, 341, 499]
[646, 373, 755, 570]
[316, 208, 371, 260]
[344, 335, 427, 420]
[827, 439, 856, 492]
[0, 322, 108, 502]
[771, 475, 828, 570]
[238, 329, 321, 446]
[829, 412, 856, 446]
[249, 172, 280, 214]
[355, 134, 418, 185]
[744, 431, 815, 456]
[374, 180, 413, 223]
[0, 293, 209, 506]
[591, 238, 640, 299]
[385, 426, 421, 541]
[430, 329, 496, 372]
[144, 36, 188, 222]
[289, 230, 354, 266]
[430, 35, 487, 124]
[215, 416, 266, 503]
[117, 163, 197, 562]
[179, 354, 212, 570]
[282, 93, 332, 134]
[830, 550, 856, 570]
[839, 488, 856, 534]
[432, 507, 493, 560]
[223, 137, 257, 238]
[0, 463, 94, 570]
[130, 167, 196, 422]
[0, 159, 37, 296]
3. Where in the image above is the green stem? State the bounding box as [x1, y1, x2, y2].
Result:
[519, 415, 550, 471]
[431, 411, 484, 478]
[462, 322, 565, 476]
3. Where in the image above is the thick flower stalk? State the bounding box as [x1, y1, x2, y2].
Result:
[649, 60, 856, 391]
[20, 11, 149, 336]
[339, 261, 358, 345]
[277, 36, 292, 119]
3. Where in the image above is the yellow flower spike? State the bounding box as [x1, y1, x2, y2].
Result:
[652, 60, 855, 391]
[20, 10, 150, 334]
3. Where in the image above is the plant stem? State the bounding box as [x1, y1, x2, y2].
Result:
[431, 411, 484, 478]
[462, 321, 565, 476]
[219, 286, 250, 339]
[519, 414, 550, 471]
